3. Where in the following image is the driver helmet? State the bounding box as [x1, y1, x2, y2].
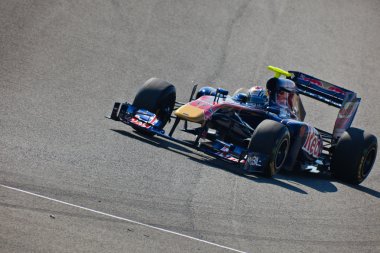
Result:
[247, 86, 267, 105]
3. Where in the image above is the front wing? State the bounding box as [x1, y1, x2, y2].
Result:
[106, 102, 266, 170]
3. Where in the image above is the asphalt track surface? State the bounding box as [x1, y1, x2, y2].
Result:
[1, 1, 380, 252]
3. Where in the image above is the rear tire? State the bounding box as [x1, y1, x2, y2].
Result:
[248, 120, 290, 177]
[331, 128, 377, 185]
[132, 78, 176, 134]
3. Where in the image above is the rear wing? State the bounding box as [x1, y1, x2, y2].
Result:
[289, 71, 361, 139]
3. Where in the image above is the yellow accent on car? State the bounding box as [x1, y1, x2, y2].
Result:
[268, 66, 291, 78]
[174, 104, 205, 123]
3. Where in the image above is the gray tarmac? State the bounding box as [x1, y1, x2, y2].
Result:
[1, 0, 380, 252]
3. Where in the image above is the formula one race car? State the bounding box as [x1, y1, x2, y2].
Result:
[107, 66, 377, 185]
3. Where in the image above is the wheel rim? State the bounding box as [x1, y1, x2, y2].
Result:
[275, 138, 289, 169]
[362, 147, 376, 177]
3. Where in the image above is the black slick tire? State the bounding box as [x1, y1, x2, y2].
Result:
[132, 78, 176, 134]
[248, 120, 290, 177]
[331, 128, 377, 185]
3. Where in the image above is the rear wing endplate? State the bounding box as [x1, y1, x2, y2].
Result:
[289, 71, 361, 139]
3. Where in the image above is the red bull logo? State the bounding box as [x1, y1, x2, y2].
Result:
[302, 126, 323, 158]
[300, 74, 345, 95]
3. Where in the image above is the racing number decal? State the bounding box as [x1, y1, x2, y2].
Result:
[302, 126, 322, 158]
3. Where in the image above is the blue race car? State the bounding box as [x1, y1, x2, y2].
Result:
[107, 66, 377, 185]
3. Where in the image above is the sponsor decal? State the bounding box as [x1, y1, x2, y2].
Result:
[247, 155, 262, 166]
[299, 74, 345, 95]
[228, 156, 245, 163]
[243, 152, 269, 172]
[302, 126, 322, 158]
[300, 74, 323, 87]
[333, 99, 359, 138]
[333, 99, 360, 138]
[132, 111, 160, 128]
[131, 117, 151, 129]
[337, 101, 357, 119]
[220, 145, 230, 154]
[243, 152, 268, 172]
[148, 115, 159, 125]
[328, 86, 345, 95]
[212, 144, 245, 164]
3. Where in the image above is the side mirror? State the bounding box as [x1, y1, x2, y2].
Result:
[213, 88, 229, 103]
[216, 88, 229, 96]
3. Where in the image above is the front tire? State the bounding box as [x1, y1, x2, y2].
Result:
[248, 120, 290, 177]
[132, 78, 176, 134]
[331, 128, 377, 185]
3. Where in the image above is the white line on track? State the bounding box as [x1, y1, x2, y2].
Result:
[0, 184, 247, 253]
